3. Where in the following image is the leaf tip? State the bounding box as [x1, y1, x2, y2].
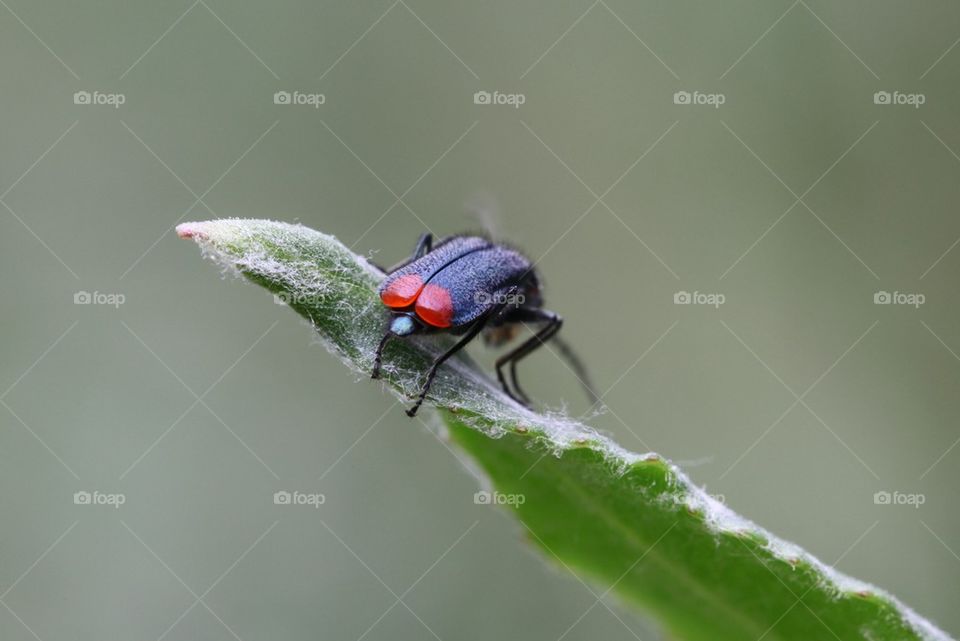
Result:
[175, 222, 206, 240]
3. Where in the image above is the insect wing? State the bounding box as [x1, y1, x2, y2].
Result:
[426, 247, 531, 326]
[379, 236, 489, 308]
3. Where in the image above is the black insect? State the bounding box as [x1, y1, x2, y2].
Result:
[370, 233, 597, 417]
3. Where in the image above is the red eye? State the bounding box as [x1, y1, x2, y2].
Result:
[415, 284, 453, 327]
[380, 274, 423, 308]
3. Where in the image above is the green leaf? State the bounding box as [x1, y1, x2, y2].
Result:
[177, 219, 952, 641]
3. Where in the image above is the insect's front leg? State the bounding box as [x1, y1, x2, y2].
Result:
[406, 317, 486, 417]
[371, 332, 392, 379]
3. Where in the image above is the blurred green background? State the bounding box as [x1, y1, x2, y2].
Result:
[1, 1, 958, 639]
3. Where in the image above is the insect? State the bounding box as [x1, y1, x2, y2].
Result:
[370, 232, 597, 417]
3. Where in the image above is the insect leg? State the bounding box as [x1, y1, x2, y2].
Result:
[382, 233, 435, 274]
[371, 332, 393, 379]
[410, 232, 433, 260]
[509, 320, 561, 404]
[406, 316, 488, 417]
[494, 308, 598, 406]
[494, 310, 561, 405]
[547, 334, 600, 405]
[407, 285, 519, 417]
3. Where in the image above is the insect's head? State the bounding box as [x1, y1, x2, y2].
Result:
[388, 312, 421, 336]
